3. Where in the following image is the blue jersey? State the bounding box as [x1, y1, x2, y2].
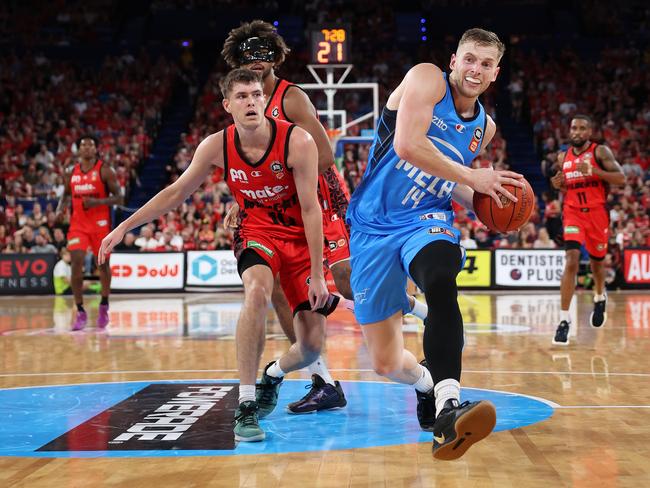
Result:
[347, 72, 487, 234]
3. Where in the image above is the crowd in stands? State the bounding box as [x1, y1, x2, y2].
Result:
[1, 6, 647, 289]
[0, 50, 177, 256]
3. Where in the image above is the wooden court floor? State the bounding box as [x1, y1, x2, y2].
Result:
[1, 290, 649, 487]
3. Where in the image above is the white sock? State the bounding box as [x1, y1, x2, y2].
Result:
[409, 296, 428, 321]
[594, 293, 606, 302]
[434, 379, 461, 415]
[307, 355, 335, 385]
[266, 360, 285, 379]
[560, 310, 571, 323]
[412, 363, 434, 393]
[238, 384, 256, 404]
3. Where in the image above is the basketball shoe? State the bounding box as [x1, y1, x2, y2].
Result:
[590, 296, 607, 328]
[234, 400, 265, 442]
[552, 320, 570, 346]
[71, 310, 87, 331]
[97, 304, 109, 329]
[256, 361, 283, 418]
[432, 399, 496, 460]
[286, 374, 347, 414]
[416, 360, 436, 431]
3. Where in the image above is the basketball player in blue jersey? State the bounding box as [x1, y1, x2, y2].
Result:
[347, 28, 524, 460]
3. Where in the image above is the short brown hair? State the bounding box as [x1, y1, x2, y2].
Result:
[458, 28, 505, 60]
[219, 68, 263, 98]
[221, 19, 291, 68]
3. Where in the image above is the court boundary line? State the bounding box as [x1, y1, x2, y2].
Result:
[2, 368, 650, 378]
[4, 378, 650, 409]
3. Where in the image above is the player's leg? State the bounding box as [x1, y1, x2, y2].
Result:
[67, 232, 89, 331]
[586, 208, 609, 328]
[92, 233, 110, 328]
[271, 276, 296, 343]
[554, 245, 581, 345]
[233, 249, 276, 442]
[259, 240, 344, 416]
[589, 256, 607, 327]
[351, 228, 435, 430]
[406, 231, 496, 460]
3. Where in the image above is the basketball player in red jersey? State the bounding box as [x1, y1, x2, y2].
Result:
[221, 20, 428, 414]
[551, 115, 624, 345]
[56, 135, 123, 331]
[99, 69, 337, 442]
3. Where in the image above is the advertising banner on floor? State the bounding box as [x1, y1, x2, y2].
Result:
[495, 249, 565, 287]
[457, 250, 492, 288]
[185, 251, 242, 287]
[623, 249, 650, 285]
[0, 253, 56, 295]
[110, 252, 184, 291]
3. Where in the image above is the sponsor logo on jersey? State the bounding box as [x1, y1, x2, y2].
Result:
[419, 212, 447, 222]
[431, 115, 448, 131]
[565, 226, 580, 234]
[247, 240, 274, 257]
[251, 170, 263, 177]
[564, 170, 584, 180]
[328, 241, 338, 250]
[427, 227, 455, 238]
[68, 237, 80, 245]
[563, 162, 572, 170]
[270, 162, 283, 173]
[455, 124, 466, 133]
[73, 183, 97, 192]
[597, 243, 606, 250]
[272, 107, 279, 118]
[71, 175, 82, 183]
[97, 220, 108, 227]
[337, 238, 346, 247]
[229, 168, 249, 183]
[240, 185, 289, 200]
[469, 127, 483, 153]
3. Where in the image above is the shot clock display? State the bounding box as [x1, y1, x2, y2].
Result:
[310, 27, 350, 64]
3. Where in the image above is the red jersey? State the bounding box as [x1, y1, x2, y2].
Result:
[69, 160, 111, 233]
[266, 78, 316, 121]
[224, 118, 305, 240]
[562, 142, 607, 210]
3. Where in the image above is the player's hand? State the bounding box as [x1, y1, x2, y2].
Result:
[98, 226, 126, 265]
[224, 203, 240, 229]
[308, 275, 329, 312]
[576, 161, 592, 176]
[551, 172, 566, 191]
[469, 167, 524, 208]
[82, 197, 99, 209]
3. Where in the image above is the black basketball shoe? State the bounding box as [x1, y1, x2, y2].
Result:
[432, 399, 496, 461]
[286, 374, 347, 414]
[552, 320, 570, 346]
[256, 361, 283, 418]
[415, 360, 436, 432]
[590, 296, 607, 328]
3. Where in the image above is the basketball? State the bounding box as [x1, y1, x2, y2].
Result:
[472, 179, 535, 233]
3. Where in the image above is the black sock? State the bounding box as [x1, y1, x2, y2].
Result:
[100, 296, 109, 306]
[409, 241, 464, 383]
[76, 303, 85, 313]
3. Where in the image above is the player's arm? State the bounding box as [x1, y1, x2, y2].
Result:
[98, 132, 224, 263]
[85, 164, 124, 208]
[286, 126, 328, 310]
[451, 116, 498, 211]
[550, 152, 567, 192]
[55, 168, 72, 217]
[592, 145, 625, 185]
[284, 87, 335, 174]
[393, 63, 523, 207]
